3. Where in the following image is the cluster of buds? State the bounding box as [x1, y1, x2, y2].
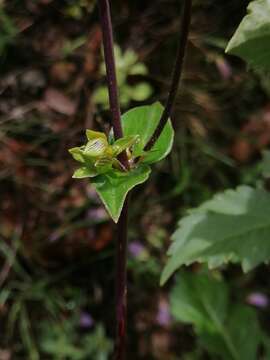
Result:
[69, 130, 140, 178]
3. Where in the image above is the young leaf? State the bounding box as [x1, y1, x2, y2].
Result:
[161, 186, 270, 285]
[94, 157, 113, 174]
[121, 102, 174, 164]
[86, 130, 108, 142]
[170, 272, 263, 360]
[72, 167, 98, 179]
[112, 135, 140, 156]
[91, 165, 151, 223]
[69, 147, 85, 163]
[226, 0, 270, 71]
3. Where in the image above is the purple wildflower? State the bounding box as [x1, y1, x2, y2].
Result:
[156, 299, 171, 327]
[86, 207, 108, 221]
[247, 292, 269, 309]
[216, 57, 232, 80]
[79, 312, 94, 328]
[128, 241, 145, 258]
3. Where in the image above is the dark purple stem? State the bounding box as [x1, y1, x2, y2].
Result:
[97, 1, 129, 359]
[97, 1, 192, 359]
[144, 0, 192, 151]
[115, 196, 129, 360]
[98, 0, 129, 168]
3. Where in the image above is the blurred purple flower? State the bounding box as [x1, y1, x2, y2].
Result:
[128, 241, 145, 258]
[79, 312, 94, 328]
[156, 300, 171, 327]
[216, 58, 232, 80]
[49, 231, 60, 243]
[86, 207, 108, 221]
[247, 292, 269, 309]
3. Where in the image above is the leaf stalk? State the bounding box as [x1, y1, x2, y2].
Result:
[144, 0, 192, 151]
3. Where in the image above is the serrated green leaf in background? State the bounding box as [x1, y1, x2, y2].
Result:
[121, 102, 174, 164]
[161, 186, 270, 285]
[226, 0, 270, 71]
[91, 165, 151, 223]
[170, 272, 263, 360]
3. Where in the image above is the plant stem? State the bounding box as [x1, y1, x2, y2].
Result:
[98, 0, 129, 168]
[97, 1, 129, 359]
[115, 196, 129, 360]
[144, 0, 192, 151]
[97, 1, 192, 358]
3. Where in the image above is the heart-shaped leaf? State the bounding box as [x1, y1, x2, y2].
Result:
[91, 165, 151, 223]
[121, 102, 174, 164]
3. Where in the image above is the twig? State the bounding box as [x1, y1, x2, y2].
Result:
[144, 0, 192, 151]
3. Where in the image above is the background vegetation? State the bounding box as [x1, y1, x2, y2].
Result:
[1, 0, 270, 359]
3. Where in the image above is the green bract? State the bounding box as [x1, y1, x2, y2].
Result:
[69, 130, 140, 178]
[69, 102, 174, 223]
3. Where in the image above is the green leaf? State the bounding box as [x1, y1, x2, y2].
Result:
[225, 306, 262, 360]
[112, 135, 140, 156]
[94, 157, 113, 174]
[69, 147, 85, 163]
[170, 272, 229, 334]
[91, 165, 151, 222]
[260, 150, 270, 178]
[122, 49, 138, 67]
[86, 130, 107, 142]
[72, 167, 97, 178]
[161, 186, 270, 285]
[170, 272, 262, 360]
[226, 0, 270, 71]
[129, 63, 148, 75]
[130, 83, 153, 101]
[121, 102, 174, 164]
[92, 86, 108, 105]
[95, 45, 153, 107]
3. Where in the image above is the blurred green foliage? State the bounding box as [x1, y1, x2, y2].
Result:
[64, 0, 96, 20]
[0, 6, 17, 55]
[170, 271, 269, 360]
[93, 45, 153, 107]
[40, 321, 112, 360]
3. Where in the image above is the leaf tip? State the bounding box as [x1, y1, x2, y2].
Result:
[160, 267, 170, 286]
